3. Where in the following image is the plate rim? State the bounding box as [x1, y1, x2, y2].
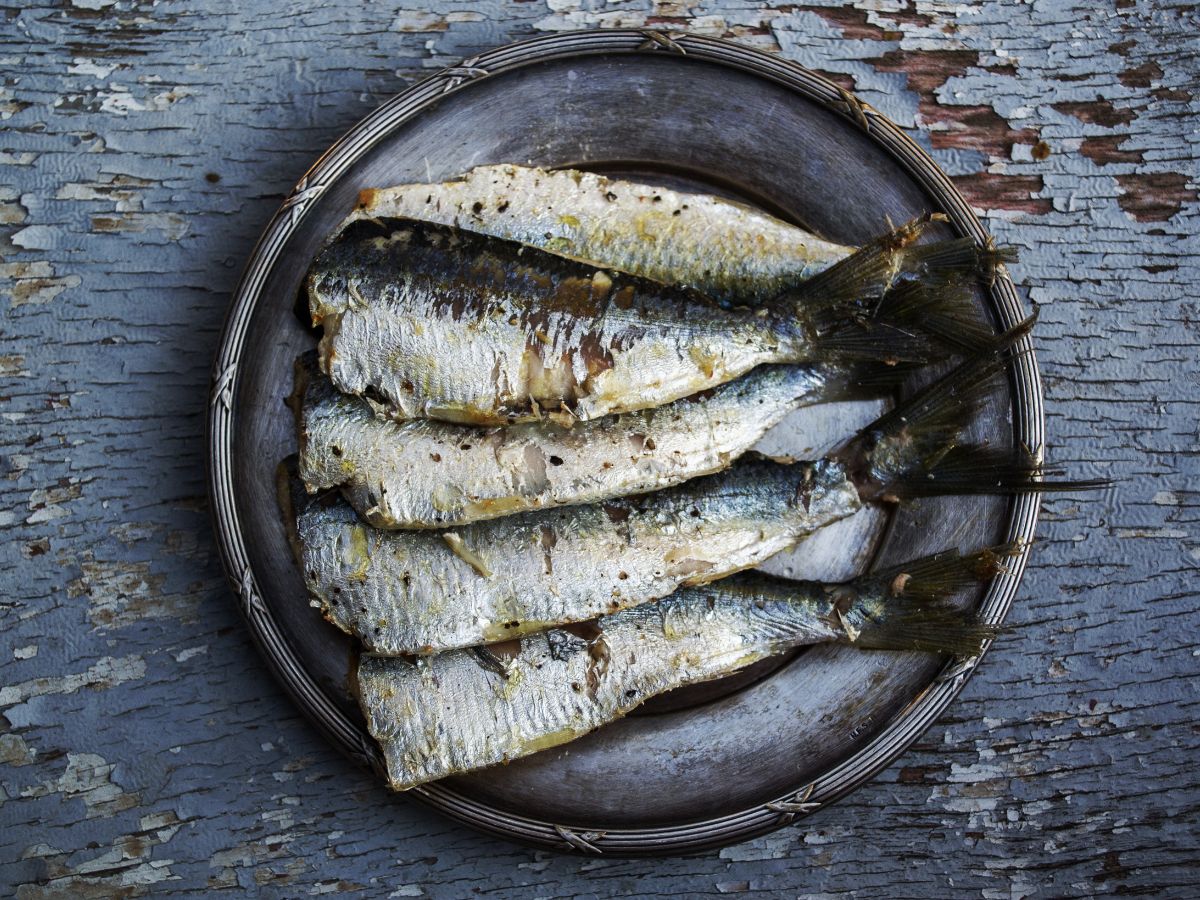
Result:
[206, 28, 1044, 856]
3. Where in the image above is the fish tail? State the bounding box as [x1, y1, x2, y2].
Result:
[877, 445, 1112, 499]
[787, 214, 936, 310]
[899, 236, 1017, 287]
[812, 279, 1020, 366]
[818, 298, 1031, 393]
[790, 215, 1021, 363]
[819, 360, 925, 396]
[839, 543, 1021, 654]
[863, 542, 1025, 603]
[849, 598, 1001, 655]
[844, 352, 1015, 491]
[841, 351, 1109, 498]
[867, 279, 1037, 357]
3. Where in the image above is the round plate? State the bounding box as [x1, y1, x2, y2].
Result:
[207, 30, 1042, 855]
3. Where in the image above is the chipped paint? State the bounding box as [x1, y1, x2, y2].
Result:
[0, 655, 147, 707]
[0, 734, 36, 766]
[0, 261, 83, 308]
[19, 752, 140, 818]
[64, 551, 204, 630]
[0, 0, 1195, 894]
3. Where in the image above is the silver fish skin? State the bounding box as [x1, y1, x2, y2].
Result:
[357, 548, 1004, 791]
[311, 218, 801, 425]
[293, 456, 860, 655]
[295, 350, 867, 529]
[295, 349, 1058, 656]
[309, 215, 977, 426]
[347, 164, 853, 303]
[360, 577, 847, 790]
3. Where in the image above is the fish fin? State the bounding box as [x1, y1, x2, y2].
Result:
[858, 349, 1015, 452]
[842, 351, 1014, 491]
[864, 542, 1025, 604]
[863, 280, 1037, 358]
[878, 445, 1111, 499]
[820, 360, 926, 396]
[789, 216, 1019, 363]
[786, 214, 935, 309]
[841, 350, 1110, 498]
[816, 302, 1030, 392]
[836, 543, 1029, 654]
[898, 237, 1017, 287]
[812, 278, 1011, 365]
[849, 600, 1001, 656]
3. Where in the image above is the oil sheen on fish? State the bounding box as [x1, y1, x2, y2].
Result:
[309, 214, 997, 425]
[292, 455, 861, 655]
[357, 546, 1009, 790]
[293, 349, 900, 529]
[347, 164, 853, 303]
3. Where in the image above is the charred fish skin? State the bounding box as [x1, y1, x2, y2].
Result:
[296, 349, 871, 529]
[296, 456, 861, 656]
[348, 164, 853, 303]
[358, 549, 1004, 791]
[310, 218, 794, 425]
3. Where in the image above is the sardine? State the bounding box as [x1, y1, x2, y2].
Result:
[309, 214, 1002, 425]
[347, 164, 853, 303]
[293, 350, 908, 529]
[357, 545, 1013, 790]
[291, 454, 861, 655]
[291, 349, 1093, 656]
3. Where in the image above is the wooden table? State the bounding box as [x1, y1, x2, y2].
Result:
[2, 2, 1196, 895]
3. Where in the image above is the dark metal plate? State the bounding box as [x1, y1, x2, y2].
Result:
[207, 30, 1042, 855]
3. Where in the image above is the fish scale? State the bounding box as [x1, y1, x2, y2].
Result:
[290, 456, 860, 656]
[311, 217, 791, 425]
[347, 164, 853, 304]
[294, 350, 880, 530]
[357, 552, 1006, 792]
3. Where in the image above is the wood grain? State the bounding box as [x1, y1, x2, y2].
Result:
[1, 0, 1196, 895]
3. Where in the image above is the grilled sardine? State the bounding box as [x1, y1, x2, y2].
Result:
[292, 455, 860, 655]
[347, 164, 852, 302]
[291, 349, 1096, 656]
[294, 351, 905, 529]
[358, 546, 1013, 790]
[309, 215, 1002, 425]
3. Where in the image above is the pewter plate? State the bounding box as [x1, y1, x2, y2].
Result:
[207, 30, 1043, 855]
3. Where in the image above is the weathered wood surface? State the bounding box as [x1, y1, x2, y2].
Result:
[1, 0, 1196, 895]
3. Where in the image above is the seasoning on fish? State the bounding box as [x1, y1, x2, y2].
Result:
[357, 544, 1016, 790]
[288, 348, 1101, 657]
[292, 349, 912, 530]
[347, 164, 854, 303]
[288, 454, 860, 655]
[308, 213, 1006, 425]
